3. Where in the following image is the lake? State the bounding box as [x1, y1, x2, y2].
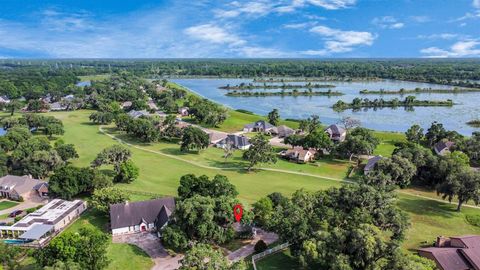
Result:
[173, 78, 480, 135]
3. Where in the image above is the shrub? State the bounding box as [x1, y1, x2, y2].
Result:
[466, 214, 480, 227]
[235, 109, 254, 115]
[254, 240, 268, 253]
[162, 225, 189, 252]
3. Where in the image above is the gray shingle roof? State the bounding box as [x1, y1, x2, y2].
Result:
[219, 135, 251, 148]
[277, 125, 295, 138]
[0, 175, 45, 195]
[325, 124, 346, 136]
[434, 140, 455, 153]
[109, 197, 175, 230]
[364, 156, 383, 171]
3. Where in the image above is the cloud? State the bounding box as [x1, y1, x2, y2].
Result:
[417, 33, 458, 40]
[215, 0, 356, 19]
[421, 40, 480, 58]
[474, 0, 480, 8]
[283, 22, 316, 29]
[184, 24, 245, 46]
[372, 16, 404, 29]
[305, 25, 375, 55]
[409, 16, 431, 23]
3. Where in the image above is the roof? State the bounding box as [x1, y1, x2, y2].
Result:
[364, 156, 383, 171]
[19, 224, 53, 240]
[325, 124, 346, 136]
[419, 247, 471, 270]
[208, 131, 228, 144]
[13, 199, 85, 228]
[460, 248, 480, 269]
[218, 135, 250, 148]
[244, 120, 276, 130]
[277, 125, 295, 137]
[435, 140, 455, 153]
[452, 235, 480, 248]
[284, 147, 316, 161]
[128, 110, 150, 119]
[0, 175, 45, 195]
[109, 197, 175, 230]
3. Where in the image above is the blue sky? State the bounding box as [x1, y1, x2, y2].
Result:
[0, 0, 479, 58]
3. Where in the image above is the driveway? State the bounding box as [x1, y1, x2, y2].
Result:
[269, 136, 288, 148]
[227, 228, 279, 262]
[113, 232, 183, 270]
[0, 197, 47, 216]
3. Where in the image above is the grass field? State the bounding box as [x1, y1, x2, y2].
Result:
[33, 109, 480, 270]
[0, 201, 18, 211]
[78, 74, 112, 82]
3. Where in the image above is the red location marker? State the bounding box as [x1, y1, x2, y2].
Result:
[233, 204, 243, 222]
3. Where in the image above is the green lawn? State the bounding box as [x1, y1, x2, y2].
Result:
[0, 201, 18, 211]
[43, 109, 480, 269]
[254, 249, 309, 270]
[78, 74, 111, 82]
[373, 131, 406, 157]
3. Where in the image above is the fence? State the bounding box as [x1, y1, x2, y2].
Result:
[251, 242, 290, 270]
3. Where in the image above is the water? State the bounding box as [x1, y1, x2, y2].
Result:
[172, 78, 480, 135]
[0, 128, 5, 136]
[2, 239, 31, 244]
[75, 81, 91, 87]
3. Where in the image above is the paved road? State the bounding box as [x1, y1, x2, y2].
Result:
[113, 232, 183, 270]
[227, 229, 279, 262]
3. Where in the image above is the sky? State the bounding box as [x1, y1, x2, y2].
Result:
[0, 0, 479, 58]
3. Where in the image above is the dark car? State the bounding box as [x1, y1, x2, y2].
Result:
[9, 210, 23, 218]
[0, 222, 7, 226]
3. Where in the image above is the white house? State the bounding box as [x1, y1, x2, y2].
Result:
[109, 197, 175, 236]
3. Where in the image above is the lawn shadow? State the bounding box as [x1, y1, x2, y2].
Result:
[397, 195, 460, 219]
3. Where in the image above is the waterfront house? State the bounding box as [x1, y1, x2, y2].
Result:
[0, 175, 48, 201]
[418, 235, 480, 270]
[216, 134, 251, 150]
[434, 140, 455, 156]
[178, 107, 189, 116]
[276, 125, 295, 138]
[208, 131, 229, 145]
[243, 120, 277, 134]
[325, 124, 347, 142]
[128, 110, 150, 119]
[109, 197, 175, 236]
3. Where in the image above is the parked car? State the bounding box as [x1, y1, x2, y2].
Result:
[0, 222, 7, 226]
[9, 210, 23, 218]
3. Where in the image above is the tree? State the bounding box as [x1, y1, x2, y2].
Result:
[27, 99, 48, 112]
[43, 260, 81, 270]
[299, 115, 321, 133]
[55, 144, 79, 162]
[425, 121, 446, 146]
[436, 168, 480, 211]
[180, 126, 209, 152]
[89, 112, 115, 125]
[6, 100, 22, 116]
[0, 80, 20, 99]
[177, 174, 238, 200]
[114, 160, 139, 183]
[179, 243, 235, 270]
[364, 155, 417, 189]
[44, 123, 65, 138]
[405, 124, 424, 144]
[252, 197, 274, 228]
[336, 127, 379, 160]
[35, 227, 110, 270]
[91, 187, 130, 214]
[0, 241, 21, 270]
[243, 134, 277, 171]
[91, 145, 132, 173]
[49, 166, 96, 200]
[267, 109, 280, 126]
[341, 116, 361, 131]
[302, 130, 333, 153]
[384, 249, 436, 270]
[283, 134, 304, 148]
[254, 240, 268, 253]
[162, 225, 189, 252]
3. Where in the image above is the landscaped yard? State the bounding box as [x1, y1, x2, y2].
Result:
[0, 200, 18, 211]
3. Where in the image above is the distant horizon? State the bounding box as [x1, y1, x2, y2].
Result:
[0, 0, 479, 58]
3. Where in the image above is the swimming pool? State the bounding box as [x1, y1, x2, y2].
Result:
[2, 239, 32, 244]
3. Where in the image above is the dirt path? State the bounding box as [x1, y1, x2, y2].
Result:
[227, 229, 278, 262]
[98, 127, 480, 210]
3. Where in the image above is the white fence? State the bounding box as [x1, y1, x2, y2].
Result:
[251, 242, 290, 270]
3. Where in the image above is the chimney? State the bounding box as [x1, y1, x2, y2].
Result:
[436, 236, 451, 247]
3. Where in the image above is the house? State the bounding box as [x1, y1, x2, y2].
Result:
[178, 107, 189, 116]
[0, 175, 48, 201]
[147, 100, 159, 111]
[208, 131, 228, 145]
[0, 199, 87, 246]
[243, 120, 277, 134]
[418, 235, 480, 270]
[49, 102, 67, 111]
[109, 197, 175, 236]
[0, 96, 10, 104]
[277, 125, 295, 138]
[279, 147, 316, 163]
[434, 140, 455, 156]
[216, 135, 251, 150]
[121, 101, 132, 109]
[364, 156, 383, 175]
[325, 124, 347, 142]
[127, 110, 150, 119]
